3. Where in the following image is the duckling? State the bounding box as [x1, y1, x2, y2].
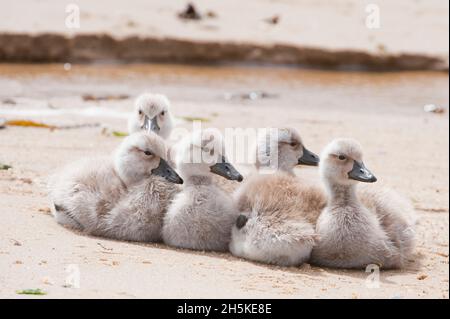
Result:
[229, 127, 324, 266]
[49, 132, 183, 240]
[254, 127, 320, 176]
[310, 138, 416, 269]
[162, 128, 244, 251]
[128, 93, 174, 139]
[216, 126, 320, 193]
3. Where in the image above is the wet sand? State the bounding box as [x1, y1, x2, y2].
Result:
[0, 63, 448, 298]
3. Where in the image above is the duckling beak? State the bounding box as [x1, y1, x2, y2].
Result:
[142, 115, 160, 134]
[210, 157, 244, 182]
[298, 147, 320, 166]
[348, 161, 377, 183]
[152, 158, 184, 184]
[236, 215, 248, 229]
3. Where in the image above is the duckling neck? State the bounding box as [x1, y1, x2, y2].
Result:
[185, 175, 213, 186]
[325, 182, 359, 207]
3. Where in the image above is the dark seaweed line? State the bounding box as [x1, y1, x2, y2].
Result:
[0, 33, 447, 72]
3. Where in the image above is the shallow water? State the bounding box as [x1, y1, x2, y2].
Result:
[0, 63, 448, 119]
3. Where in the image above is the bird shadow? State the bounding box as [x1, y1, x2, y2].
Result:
[61, 223, 426, 286]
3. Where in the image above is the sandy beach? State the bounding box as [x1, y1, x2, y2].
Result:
[1, 0, 449, 70]
[0, 63, 448, 298]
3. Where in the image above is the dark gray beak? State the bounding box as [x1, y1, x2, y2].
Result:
[298, 147, 320, 166]
[152, 158, 183, 184]
[236, 215, 248, 229]
[348, 161, 377, 183]
[142, 115, 160, 134]
[210, 157, 244, 182]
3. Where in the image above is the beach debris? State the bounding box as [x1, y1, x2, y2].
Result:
[206, 11, 217, 18]
[5, 119, 56, 129]
[2, 98, 16, 105]
[38, 207, 52, 215]
[424, 104, 445, 114]
[14, 260, 23, 265]
[0, 118, 5, 129]
[100, 125, 129, 138]
[112, 131, 128, 137]
[264, 15, 280, 25]
[16, 289, 46, 295]
[82, 94, 130, 102]
[5, 119, 99, 130]
[97, 242, 113, 251]
[10, 239, 22, 246]
[178, 3, 202, 20]
[180, 116, 211, 122]
[224, 91, 279, 101]
[0, 164, 12, 170]
[417, 274, 428, 281]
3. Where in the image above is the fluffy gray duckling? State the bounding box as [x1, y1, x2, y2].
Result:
[49, 132, 183, 240]
[310, 138, 416, 269]
[229, 127, 323, 266]
[128, 93, 174, 139]
[162, 128, 244, 251]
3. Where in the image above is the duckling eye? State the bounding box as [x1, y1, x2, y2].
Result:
[144, 150, 153, 156]
[290, 142, 298, 147]
[138, 110, 143, 115]
[160, 111, 165, 117]
[338, 155, 347, 161]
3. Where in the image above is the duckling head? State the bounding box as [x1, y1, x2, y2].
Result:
[114, 131, 183, 186]
[320, 138, 377, 186]
[175, 128, 244, 182]
[128, 93, 174, 139]
[255, 127, 319, 174]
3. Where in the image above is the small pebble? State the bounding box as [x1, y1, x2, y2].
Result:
[417, 274, 428, 280]
[424, 104, 445, 114]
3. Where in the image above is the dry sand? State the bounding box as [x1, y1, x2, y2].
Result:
[0, 63, 448, 298]
[1, 0, 449, 69]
